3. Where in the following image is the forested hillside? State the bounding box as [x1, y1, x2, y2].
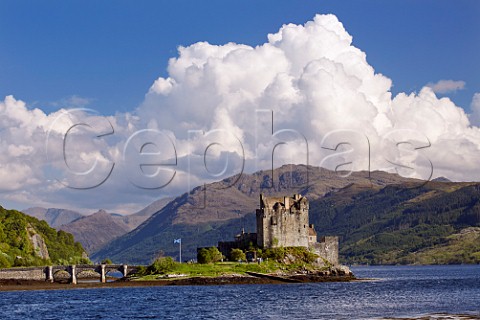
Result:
[92, 165, 480, 265]
[310, 182, 480, 264]
[0, 206, 88, 268]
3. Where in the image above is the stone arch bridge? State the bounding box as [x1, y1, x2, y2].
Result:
[0, 264, 143, 284]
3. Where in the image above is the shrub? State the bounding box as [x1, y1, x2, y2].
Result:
[135, 265, 148, 276]
[197, 247, 223, 264]
[261, 247, 318, 264]
[262, 247, 286, 261]
[230, 248, 246, 262]
[149, 256, 177, 274]
[0, 253, 12, 268]
[197, 248, 210, 264]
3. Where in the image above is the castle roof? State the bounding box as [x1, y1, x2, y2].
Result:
[260, 193, 306, 210]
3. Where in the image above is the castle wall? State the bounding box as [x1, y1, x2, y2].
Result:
[312, 236, 339, 266]
[216, 193, 341, 267]
[217, 232, 257, 258]
[256, 194, 309, 248]
[256, 211, 265, 247]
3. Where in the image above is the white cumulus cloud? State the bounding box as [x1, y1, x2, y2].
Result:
[140, 14, 480, 184]
[426, 79, 466, 94]
[1, 14, 480, 213]
[469, 93, 480, 126]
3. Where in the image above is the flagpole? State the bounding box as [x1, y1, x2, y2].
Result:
[174, 238, 182, 263]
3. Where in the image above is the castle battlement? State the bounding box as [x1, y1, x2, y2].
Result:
[215, 193, 339, 266]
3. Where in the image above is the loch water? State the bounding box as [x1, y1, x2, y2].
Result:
[0, 265, 479, 319]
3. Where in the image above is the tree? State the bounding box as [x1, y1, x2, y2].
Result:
[197, 248, 211, 264]
[230, 248, 246, 262]
[197, 247, 223, 264]
[208, 247, 223, 263]
[0, 206, 87, 267]
[149, 256, 177, 274]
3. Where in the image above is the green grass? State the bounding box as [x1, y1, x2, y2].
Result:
[135, 261, 275, 278]
[136, 247, 329, 280]
[133, 246, 326, 280]
[133, 260, 325, 280]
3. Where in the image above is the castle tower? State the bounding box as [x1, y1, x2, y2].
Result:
[256, 193, 309, 248]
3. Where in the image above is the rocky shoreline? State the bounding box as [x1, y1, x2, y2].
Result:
[0, 270, 355, 292]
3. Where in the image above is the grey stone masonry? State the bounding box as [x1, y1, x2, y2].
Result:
[312, 236, 339, 266]
[255, 193, 340, 266]
[256, 194, 311, 248]
[0, 267, 47, 280]
[0, 264, 141, 284]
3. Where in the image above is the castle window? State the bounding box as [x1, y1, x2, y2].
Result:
[270, 216, 278, 225]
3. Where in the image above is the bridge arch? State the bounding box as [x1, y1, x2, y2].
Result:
[44, 264, 141, 284]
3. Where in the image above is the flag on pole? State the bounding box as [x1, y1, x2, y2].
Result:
[174, 238, 182, 263]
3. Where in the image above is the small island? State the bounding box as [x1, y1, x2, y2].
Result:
[130, 193, 355, 285]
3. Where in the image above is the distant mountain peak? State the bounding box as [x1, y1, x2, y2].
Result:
[22, 207, 83, 227]
[93, 209, 109, 215]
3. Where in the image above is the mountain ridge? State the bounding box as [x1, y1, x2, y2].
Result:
[22, 198, 173, 255]
[22, 207, 84, 227]
[92, 165, 432, 264]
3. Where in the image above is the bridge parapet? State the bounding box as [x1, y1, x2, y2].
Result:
[0, 264, 144, 284]
[0, 266, 47, 281]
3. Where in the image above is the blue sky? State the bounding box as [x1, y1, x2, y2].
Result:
[1, 1, 479, 115]
[1, 1, 480, 213]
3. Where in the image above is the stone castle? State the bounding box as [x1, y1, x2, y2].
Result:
[217, 193, 339, 265]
